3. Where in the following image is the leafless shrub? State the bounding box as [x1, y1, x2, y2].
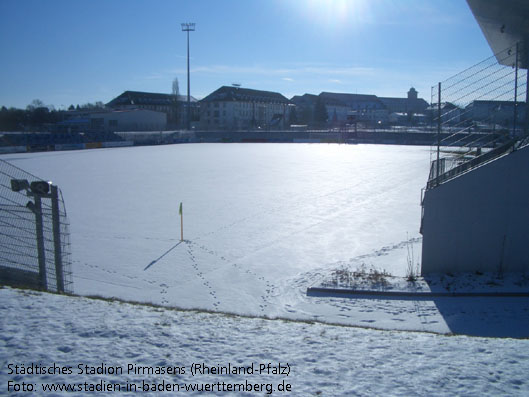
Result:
[406, 235, 420, 282]
[326, 264, 391, 289]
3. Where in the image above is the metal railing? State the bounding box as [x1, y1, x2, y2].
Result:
[428, 42, 527, 188]
[426, 139, 517, 189]
[0, 159, 72, 293]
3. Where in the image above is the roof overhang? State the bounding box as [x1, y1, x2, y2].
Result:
[466, 0, 529, 68]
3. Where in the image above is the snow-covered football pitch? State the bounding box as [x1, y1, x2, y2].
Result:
[3, 143, 528, 336]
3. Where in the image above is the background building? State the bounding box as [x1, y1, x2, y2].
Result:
[57, 109, 167, 133]
[199, 86, 291, 130]
[379, 88, 429, 115]
[319, 92, 388, 124]
[425, 102, 462, 125]
[106, 90, 198, 129]
[465, 100, 526, 129]
[289, 94, 318, 126]
[291, 89, 429, 128]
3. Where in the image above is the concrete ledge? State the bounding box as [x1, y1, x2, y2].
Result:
[307, 287, 529, 299]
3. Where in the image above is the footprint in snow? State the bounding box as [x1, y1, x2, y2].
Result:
[57, 346, 72, 353]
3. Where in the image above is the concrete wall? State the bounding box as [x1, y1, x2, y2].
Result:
[421, 144, 529, 274]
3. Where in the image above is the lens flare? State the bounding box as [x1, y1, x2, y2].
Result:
[304, 0, 370, 30]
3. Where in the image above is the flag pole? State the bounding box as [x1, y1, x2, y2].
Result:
[179, 202, 183, 241]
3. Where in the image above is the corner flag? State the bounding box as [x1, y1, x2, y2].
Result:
[179, 202, 183, 241]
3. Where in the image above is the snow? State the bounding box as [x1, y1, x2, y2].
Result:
[2, 143, 529, 395]
[1, 287, 529, 396]
[2, 143, 528, 338]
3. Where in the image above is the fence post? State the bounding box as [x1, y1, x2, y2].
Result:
[525, 39, 529, 137]
[34, 195, 47, 290]
[51, 185, 64, 293]
[513, 42, 519, 138]
[436, 82, 441, 184]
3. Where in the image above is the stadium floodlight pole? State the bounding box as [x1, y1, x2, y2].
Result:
[181, 22, 195, 131]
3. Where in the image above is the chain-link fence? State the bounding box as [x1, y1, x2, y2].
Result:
[427, 42, 527, 188]
[0, 158, 72, 293]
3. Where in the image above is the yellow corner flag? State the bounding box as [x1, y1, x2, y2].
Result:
[179, 202, 183, 241]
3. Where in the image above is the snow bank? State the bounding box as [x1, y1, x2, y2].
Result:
[1, 287, 528, 396]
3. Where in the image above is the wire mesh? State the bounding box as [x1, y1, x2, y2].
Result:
[429, 42, 527, 186]
[0, 158, 73, 293]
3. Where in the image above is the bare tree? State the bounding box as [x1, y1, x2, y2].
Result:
[172, 78, 180, 98]
[26, 99, 45, 111]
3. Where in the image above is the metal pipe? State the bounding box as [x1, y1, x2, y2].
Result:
[437, 82, 441, 184]
[513, 42, 519, 138]
[34, 195, 47, 290]
[51, 185, 64, 293]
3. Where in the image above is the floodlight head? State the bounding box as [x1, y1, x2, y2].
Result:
[11, 179, 30, 192]
[181, 22, 195, 31]
[30, 181, 50, 195]
[26, 200, 37, 214]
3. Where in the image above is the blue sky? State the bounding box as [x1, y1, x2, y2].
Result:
[0, 0, 492, 109]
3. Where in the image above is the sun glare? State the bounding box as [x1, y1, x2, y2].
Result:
[304, 0, 370, 29]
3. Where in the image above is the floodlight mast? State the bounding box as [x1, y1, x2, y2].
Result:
[181, 22, 195, 130]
